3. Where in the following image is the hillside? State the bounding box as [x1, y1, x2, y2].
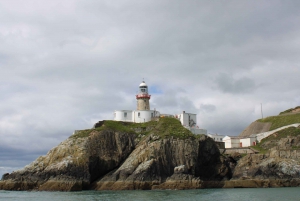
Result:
[253, 126, 300, 153]
[239, 106, 300, 137]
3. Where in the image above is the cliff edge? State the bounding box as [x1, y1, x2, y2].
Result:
[0, 118, 232, 191]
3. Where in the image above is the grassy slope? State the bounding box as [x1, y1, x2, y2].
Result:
[257, 112, 300, 130]
[251, 127, 300, 153]
[251, 107, 300, 153]
[70, 117, 199, 140]
[279, 106, 300, 115]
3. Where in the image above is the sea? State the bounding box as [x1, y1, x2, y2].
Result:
[1, 188, 300, 201]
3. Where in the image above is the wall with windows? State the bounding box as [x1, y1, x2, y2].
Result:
[133, 110, 156, 123]
[207, 134, 224, 142]
[176, 112, 197, 127]
[114, 110, 160, 123]
[114, 110, 133, 122]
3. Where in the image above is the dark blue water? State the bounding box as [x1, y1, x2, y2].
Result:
[1, 188, 300, 201]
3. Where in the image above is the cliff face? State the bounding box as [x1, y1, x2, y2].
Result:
[2, 117, 300, 191]
[93, 134, 230, 190]
[227, 128, 300, 188]
[0, 129, 136, 191]
[0, 119, 232, 191]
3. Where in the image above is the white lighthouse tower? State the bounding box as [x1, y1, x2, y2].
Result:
[136, 81, 151, 110]
[113, 81, 160, 123]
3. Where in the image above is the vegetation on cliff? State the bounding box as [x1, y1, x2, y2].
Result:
[252, 126, 300, 153]
[71, 117, 198, 140]
[279, 106, 300, 115]
[0, 117, 228, 191]
[257, 110, 300, 130]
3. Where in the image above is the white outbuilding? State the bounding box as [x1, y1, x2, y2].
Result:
[207, 134, 225, 142]
[223, 136, 241, 148]
[175, 111, 207, 135]
[223, 135, 257, 148]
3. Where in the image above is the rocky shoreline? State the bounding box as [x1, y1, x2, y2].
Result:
[1, 119, 300, 191]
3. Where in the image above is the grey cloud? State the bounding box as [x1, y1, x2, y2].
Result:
[200, 104, 216, 113]
[215, 73, 256, 94]
[1, 0, 300, 171]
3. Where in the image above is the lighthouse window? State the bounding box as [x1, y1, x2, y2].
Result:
[124, 112, 127, 117]
[141, 89, 145, 92]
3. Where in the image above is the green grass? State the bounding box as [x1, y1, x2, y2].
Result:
[151, 117, 196, 139]
[252, 127, 300, 153]
[257, 113, 300, 130]
[70, 118, 197, 140]
[261, 127, 300, 142]
[70, 129, 92, 139]
[250, 145, 269, 154]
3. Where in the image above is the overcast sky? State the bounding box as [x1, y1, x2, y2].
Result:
[1, 0, 300, 176]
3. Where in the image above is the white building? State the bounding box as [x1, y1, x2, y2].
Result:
[175, 111, 207, 135]
[207, 134, 225, 142]
[114, 81, 160, 123]
[240, 135, 257, 147]
[113, 81, 207, 135]
[223, 135, 257, 148]
[223, 136, 241, 148]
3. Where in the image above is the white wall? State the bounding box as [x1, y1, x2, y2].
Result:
[114, 110, 133, 122]
[208, 134, 224, 142]
[223, 136, 241, 148]
[240, 138, 250, 147]
[177, 112, 197, 127]
[133, 110, 156, 123]
[223, 136, 232, 148]
[240, 137, 256, 147]
[231, 139, 241, 148]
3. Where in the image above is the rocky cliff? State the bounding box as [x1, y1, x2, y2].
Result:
[227, 126, 300, 188]
[2, 117, 300, 191]
[0, 118, 232, 191]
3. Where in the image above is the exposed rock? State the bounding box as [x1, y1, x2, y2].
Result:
[0, 129, 136, 191]
[239, 122, 271, 138]
[5, 116, 300, 191]
[92, 134, 231, 190]
[174, 165, 188, 174]
[152, 174, 202, 190]
[232, 153, 300, 180]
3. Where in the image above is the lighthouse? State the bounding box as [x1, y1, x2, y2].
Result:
[113, 81, 160, 123]
[136, 81, 151, 110]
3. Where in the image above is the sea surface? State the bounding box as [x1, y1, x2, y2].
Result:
[1, 188, 300, 201]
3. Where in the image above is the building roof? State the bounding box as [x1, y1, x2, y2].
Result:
[139, 81, 147, 87]
[223, 136, 242, 139]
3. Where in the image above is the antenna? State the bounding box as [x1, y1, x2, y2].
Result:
[261, 103, 263, 119]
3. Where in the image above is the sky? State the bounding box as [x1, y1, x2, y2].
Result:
[1, 0, 300, 176]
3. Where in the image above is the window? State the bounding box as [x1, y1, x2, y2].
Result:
[141, 89, 145, 92]
[138, 112, 140, 117]
[124, 112, 127, 117]
[151, 113, 153, 117]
